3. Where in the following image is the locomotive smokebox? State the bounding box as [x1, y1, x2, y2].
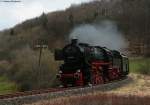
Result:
[71, 38, 78, 45]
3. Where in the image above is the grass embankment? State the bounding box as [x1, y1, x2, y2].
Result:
[0, 76, 17, 95]
[129, 57, 150, 75]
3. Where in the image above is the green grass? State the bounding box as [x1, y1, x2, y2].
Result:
[129, 57, 150, 75]
[0, 76, 17, 95]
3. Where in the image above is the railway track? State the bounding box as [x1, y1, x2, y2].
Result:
[0, 76, 129, 102]
[0, 87, 68, 100]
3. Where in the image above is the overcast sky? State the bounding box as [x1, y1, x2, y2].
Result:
[0, 0, 91, 31]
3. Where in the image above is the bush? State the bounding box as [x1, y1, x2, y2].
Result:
[0, 76, 17, 94]
[7, 46, 60, 91]
[129, 57, 150, 75]
[136, 60, 150, 75]
[0, 60, 12, 75]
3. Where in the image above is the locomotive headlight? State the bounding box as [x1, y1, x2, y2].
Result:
[59, 70, 62, 74]
[77, 69, 81, 73]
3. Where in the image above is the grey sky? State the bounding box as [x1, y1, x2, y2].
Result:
[0, 0, 91, 31]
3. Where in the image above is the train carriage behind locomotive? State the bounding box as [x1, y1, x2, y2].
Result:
[55, 39, 129, 87]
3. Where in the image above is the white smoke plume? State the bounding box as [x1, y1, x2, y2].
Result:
[69, 20, 127, 51]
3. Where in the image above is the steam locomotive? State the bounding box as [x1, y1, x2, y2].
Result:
[55, 39, 129, 87]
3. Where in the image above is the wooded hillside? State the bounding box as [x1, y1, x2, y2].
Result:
[0, 0, 150, 90]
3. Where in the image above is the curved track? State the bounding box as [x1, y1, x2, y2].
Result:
[0, 77, 129, 100]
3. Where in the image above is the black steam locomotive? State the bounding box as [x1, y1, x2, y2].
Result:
[55, 39, 129, 87]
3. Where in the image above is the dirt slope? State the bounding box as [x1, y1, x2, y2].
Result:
[106, 73, 150, 95]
